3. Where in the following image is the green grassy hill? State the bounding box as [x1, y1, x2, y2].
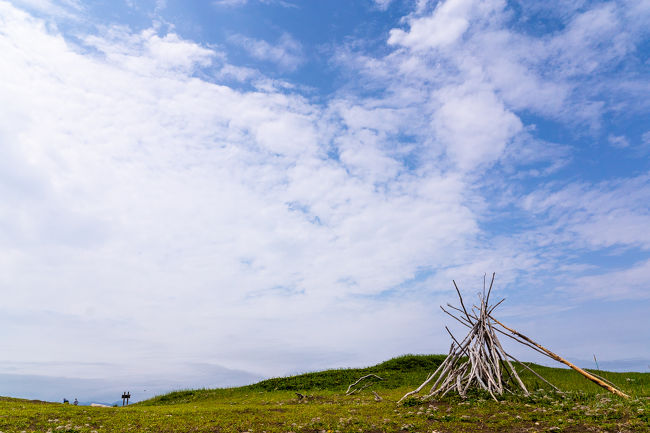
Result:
[141, 354, 649, 406]
[1, 354, 649, 432]
[142, 354, 447, 405]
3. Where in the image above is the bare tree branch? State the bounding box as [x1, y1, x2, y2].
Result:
[346, 374, 383, 396]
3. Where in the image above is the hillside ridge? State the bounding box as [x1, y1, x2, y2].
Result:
[138, 354, 649, 406]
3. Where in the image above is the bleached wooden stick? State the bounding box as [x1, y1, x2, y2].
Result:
[402, 275, 582, 402]
[490, 316, 629, 399]
[346, 374, 383, 395]
[501, 350, 561, 393]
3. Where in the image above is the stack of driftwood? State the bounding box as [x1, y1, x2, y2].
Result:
[399, 273, 628, 402]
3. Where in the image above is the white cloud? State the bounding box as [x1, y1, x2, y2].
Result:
[610, 131, 650, 156]
[213, 0, 296, 8]
[547, 3, 631, 77]
[433, 87, 522, 170]
[83, 27, 217, 76]
[9, 0, 81, 18]
[565, 259, 650, 300]
[1, 0, 649, 392]
[213, 0, 248, 6]
[499, 133, 572, 177]
[331, 0, 650, 303]
[642, 131, 650, 151]
[522, 175, 650, 253]
[229, 32, 304, 71]
[337, 0, 569, 173]
[352, 0, 650, 304]
[377, 0, 647, 134]
[373, 0, 393, 11]
[608, 134, 629, 148]
[388, 0, 477, 50]
[0, 1, 478, 379]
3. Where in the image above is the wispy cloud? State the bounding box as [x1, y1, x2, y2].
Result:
[213, 0, 296, 8]
[83, 26, 218, 76]
[372, 0, 393, 11]
[608, 131, 650, 156]
[10, 0, 82, 18]
[608, 134, 630, 149]
[0, 1, 470, 379]
[388, 0, 476, 50]
[642, 131, 650, 154]
[1, 0, 649, 391]
[331, 0, 650, 302]
[563, 258, 650, 300]
[228, 32, 304, 71]
[213, 0, 247, 6]
[521, 175, 650, 253]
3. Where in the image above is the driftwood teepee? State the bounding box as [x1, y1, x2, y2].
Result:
[399, 274, 629, 402]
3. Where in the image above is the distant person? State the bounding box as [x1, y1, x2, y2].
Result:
[73, 398, 78, 406]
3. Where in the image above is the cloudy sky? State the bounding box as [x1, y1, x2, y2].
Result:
[1, 0, 649, 402]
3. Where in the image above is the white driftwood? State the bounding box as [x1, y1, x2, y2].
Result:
[490, 316, 630, 399]
[346, 374, 383, 395]
[401, 274, 528, 401]
[401, 273, 630, 403]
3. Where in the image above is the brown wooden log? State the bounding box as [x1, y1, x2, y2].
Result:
[490, 316, 630, 399]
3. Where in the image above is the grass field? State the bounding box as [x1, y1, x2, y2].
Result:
[1, 355, 648, 432]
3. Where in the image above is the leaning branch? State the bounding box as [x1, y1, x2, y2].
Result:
[490, 316, 629, 399]
[346, 374, 383, 395]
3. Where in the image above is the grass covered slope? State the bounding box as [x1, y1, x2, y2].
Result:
[1, 355, 649, 433]
[142, 354, 649, 406]
[143, 354, 447, 405]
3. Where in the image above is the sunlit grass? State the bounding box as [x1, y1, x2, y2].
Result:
[1, 355, 648, 432]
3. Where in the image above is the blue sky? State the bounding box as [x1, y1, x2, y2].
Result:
[0, 0, 649, 402]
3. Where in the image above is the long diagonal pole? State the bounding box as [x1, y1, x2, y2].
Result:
[489, 316, 629, 399]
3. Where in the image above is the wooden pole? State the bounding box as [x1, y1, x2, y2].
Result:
[490, 316, 630, 399]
